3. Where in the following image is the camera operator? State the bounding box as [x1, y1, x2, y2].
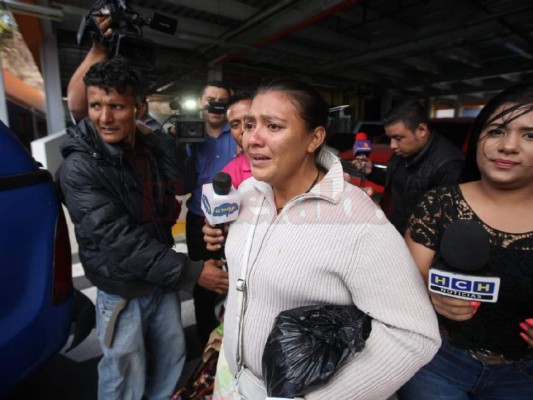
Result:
[181, 81, 237, 346]
[63, 9, 230, 382]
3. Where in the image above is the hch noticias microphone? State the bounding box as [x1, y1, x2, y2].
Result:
[428, 220, 500, 303]
[353, 132, 372, 157]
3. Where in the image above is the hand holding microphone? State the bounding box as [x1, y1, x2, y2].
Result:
[351, 132, 372, 183]
[353, 132, 372, 158]
[201, 172, 241, 260]
[202, 223, 227, 252]
[197, 172, 240, 293]
[429, 292, 480, 322]
[428, 220, 499, 320]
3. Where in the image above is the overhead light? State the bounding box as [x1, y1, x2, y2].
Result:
[329, 105, 350, 112]
[1, 0, 63, 21]
[156, 81, 176, 93]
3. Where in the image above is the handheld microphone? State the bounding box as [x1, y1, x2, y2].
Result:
[353, 132, 372, 157]
[201, 172, 240, 226]
[201, 172, 241, 259]
[352, 132, 372, 186]
[428, 220, 500, 303]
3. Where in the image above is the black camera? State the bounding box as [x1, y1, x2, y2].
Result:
[77, 0, 177, 70]
[168, 100, 228, 143]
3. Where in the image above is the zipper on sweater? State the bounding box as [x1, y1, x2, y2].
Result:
[235, 197, 264, 370]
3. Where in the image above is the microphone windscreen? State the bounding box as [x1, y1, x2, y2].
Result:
[353, 132, 371, 156]
[439, 220, 490, 272]
[355, 132, 367, 141]
[212, 172, 232, 195]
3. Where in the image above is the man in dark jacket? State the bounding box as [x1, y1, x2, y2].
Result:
[66, 14, 232, 348]
[356, 100, 465, 234]
[58, 57, 227, 399]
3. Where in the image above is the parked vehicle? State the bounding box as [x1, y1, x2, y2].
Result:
[0, 120, 93, 397]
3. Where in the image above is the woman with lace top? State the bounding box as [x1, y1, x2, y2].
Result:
[398, 84, 533, 399]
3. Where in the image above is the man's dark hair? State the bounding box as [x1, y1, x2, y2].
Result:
[202, 80, 231, 98]
[83, 56, 144, 103]
[383, 99, 429, 132]
[227, 91, 254, 108]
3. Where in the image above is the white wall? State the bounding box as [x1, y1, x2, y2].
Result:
[30, 130, 67, 177]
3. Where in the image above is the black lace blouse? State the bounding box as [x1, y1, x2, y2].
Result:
[408, 186, 533, 361]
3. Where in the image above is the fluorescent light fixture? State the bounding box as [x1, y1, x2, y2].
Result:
[1, 0, 63, 21]
[156, 81, 175, 92]
[329, 105, 350, 112]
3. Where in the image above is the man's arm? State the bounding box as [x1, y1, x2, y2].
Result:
[176, 258, 228, 295]
[350, 156, 389, 186]
[67, 17, 112, 123]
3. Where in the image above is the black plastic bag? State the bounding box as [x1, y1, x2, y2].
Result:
[262, 304, 372, 398]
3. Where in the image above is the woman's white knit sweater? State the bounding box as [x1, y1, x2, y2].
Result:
[222, 149, 441, 399]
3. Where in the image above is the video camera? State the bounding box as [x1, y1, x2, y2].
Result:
[167, 99, 228, 143]
[77, 0, 177, 70]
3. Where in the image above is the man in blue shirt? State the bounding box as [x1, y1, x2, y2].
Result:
[184, 81, 237, 345]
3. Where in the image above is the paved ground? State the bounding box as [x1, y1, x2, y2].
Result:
[5, 324, 204, 400]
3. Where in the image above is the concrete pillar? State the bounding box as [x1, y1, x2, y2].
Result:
[40, 33, 66, 135]
[0, 67, 8, 126]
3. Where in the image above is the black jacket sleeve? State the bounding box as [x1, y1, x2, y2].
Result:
[59, 151, 196, 290]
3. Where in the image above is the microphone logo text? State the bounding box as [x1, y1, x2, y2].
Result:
[213, 202, 239, 218]
[428, 269, 500, 303]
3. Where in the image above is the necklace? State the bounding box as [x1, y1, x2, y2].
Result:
[305, 169, 321, 193]
[276, 169, 320, 214]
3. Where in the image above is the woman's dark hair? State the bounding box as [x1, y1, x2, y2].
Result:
[83, 56, 144, 103]
[462, 83, 533, 182]
[255, 78, 329, 132]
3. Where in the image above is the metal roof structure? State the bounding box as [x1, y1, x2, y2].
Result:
[46, 0, 533, 101]
[8, 0, 533, 105]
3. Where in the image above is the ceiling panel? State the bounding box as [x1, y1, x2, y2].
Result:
[31, 0, 533, 104]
